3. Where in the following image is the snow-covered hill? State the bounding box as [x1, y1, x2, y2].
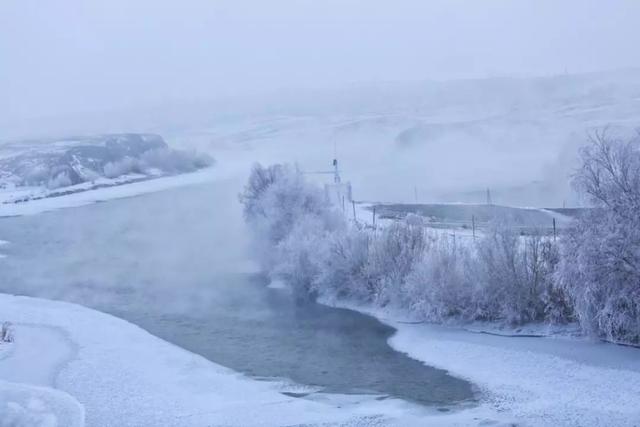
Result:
[0, 134, 213, 206]
[156, 70, 640, 208]
[2, 71, 639, 207]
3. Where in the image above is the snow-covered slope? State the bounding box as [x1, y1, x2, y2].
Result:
[0, 133, 213, 207]
[3, 71, 638, 207]
[160, 70, 640, 207]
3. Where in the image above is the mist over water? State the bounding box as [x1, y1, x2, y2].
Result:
[0, 180, 249, 309]
[0, 180, 475, 407]
[1, 2, 640, 425]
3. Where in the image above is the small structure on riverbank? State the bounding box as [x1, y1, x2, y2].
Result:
[324, 158, 352, 210]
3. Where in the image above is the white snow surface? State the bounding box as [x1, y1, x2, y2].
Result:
[326, 300, 640, 427]
[0, 293, 514, 427]
[0, 167, 220, 217]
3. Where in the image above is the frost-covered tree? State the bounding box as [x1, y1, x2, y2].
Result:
[239, 163, 286, 221]
[558, 132, 640, 344]
[239, 163, 345, 296]
[241, 162, 569, 328]
[273, 215, 329, 299]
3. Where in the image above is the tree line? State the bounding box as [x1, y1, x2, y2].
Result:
[240, 132, 640, 346]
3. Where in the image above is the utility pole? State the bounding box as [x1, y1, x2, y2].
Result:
[352, 200, 357, 222]
[486, 188, 492, 205]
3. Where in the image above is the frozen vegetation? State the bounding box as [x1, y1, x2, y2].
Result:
[241, 132, 640, 346]
[558, 131, 640, 345]
[0, 133, 213, 204]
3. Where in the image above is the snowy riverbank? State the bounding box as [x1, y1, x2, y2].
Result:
[0, 293, 517, 427]
[0, 167, 220, 217]
[0, 294, 354, 426]
[3, 288, 639, 426]
[324, 300, 640, 426]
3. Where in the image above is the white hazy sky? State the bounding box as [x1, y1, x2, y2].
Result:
[2, 0, 640, 120]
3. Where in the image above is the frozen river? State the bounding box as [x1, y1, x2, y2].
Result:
[0, 180, 475, 408]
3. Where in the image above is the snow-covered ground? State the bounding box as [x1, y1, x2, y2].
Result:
[5, 291, 638, 426]
[0, 293, 519, 427]
[0, 239, 7, 258]
[0, 167, 219, 217]
[390, 322, 640, 426]
[325, 300, 640, 427]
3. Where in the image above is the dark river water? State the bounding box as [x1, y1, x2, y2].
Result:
[0, 179, 475, 407]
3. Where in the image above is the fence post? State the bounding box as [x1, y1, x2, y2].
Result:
[372, 206, 376, 228]
[472, 215, 476, 240]
[553, 218, 557, 242]
[352, 200, 357, 222]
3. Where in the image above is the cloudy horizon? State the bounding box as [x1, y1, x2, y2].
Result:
[3, 0, 640, 123]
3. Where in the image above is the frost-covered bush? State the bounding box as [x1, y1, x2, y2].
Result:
[46, 171, 73, 189]
[558, 133, 640, 344]
[312, 226, 372, 300]
[103, 149, 213, 179]
[273, 215, 330, 299]
[139, 148, 212, 173]
[365, 214, 430, 305]
[22, 166, 50, 187]
[402, 225, 564, 325]
[103, 157, 142, 178]
[239, 163, 345, 296]
[241, 162, 569, 328]
[472, 225, 564, 324]
[242, 163, 343, 246]
[1, 322, 14, 343]
[240, 163, 287, 222]
[404, 234, 473, 321]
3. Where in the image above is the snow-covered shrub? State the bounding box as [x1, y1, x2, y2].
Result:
[273, 215, 330, 299]
[558, 132, 640, 344]
[404, 233, 473, 321]
[364, 214, 430, 305]
[46, 171, 72, 189]
[247, 164, 342, 246]
[239, 163, 345, 296]
[22, 166, 50, 187]
[1, 322, 13, 343]
[472, 224, 563, 324]
[240, 163, 287, 222]
[103, 157, 142, 178]
[103, 149, 213, 179]
[139, 148, 213, 173]
[312, 225, 373, 301]
[240, 163, 569, 328]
